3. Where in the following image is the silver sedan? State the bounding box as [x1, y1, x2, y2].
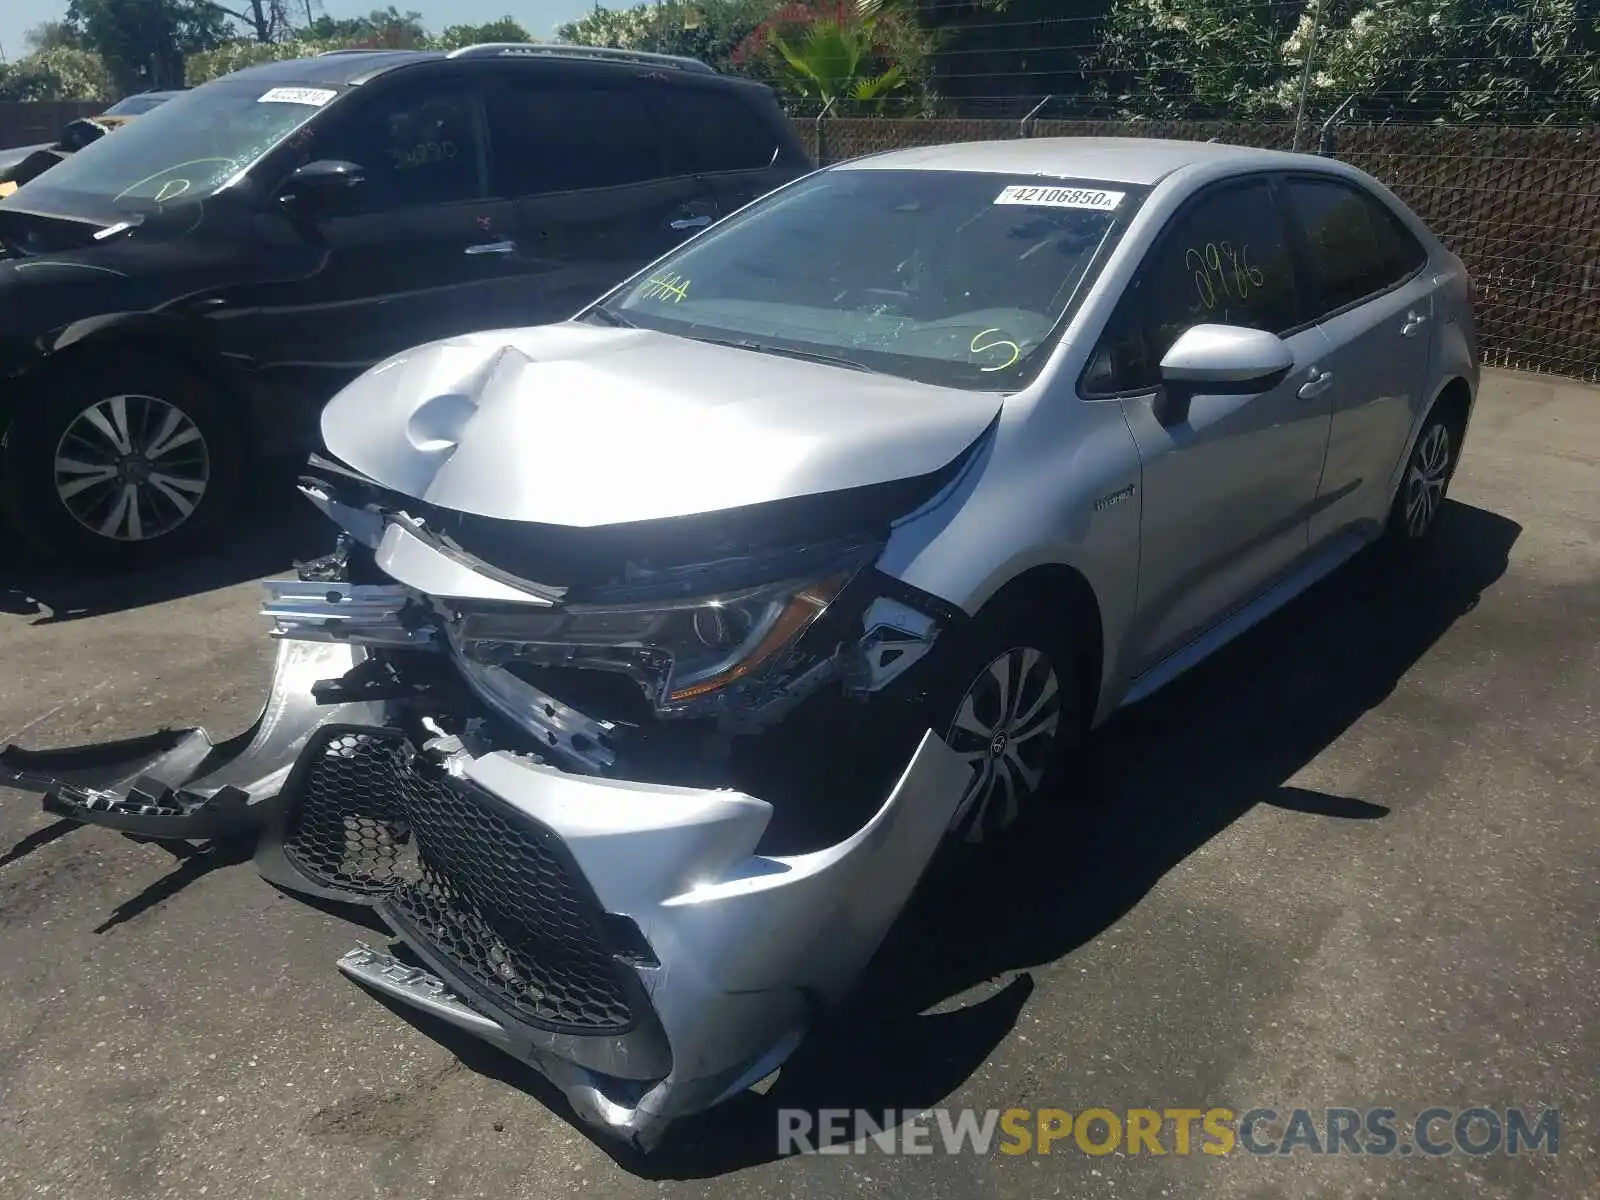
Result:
[1, 136, 1479, 1149]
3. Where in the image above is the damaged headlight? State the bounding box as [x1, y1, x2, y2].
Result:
[447, 570, 857, 716]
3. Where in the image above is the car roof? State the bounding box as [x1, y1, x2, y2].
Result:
[221, 45, 755, 91]
[840, 137, 1327, 186]
[222, 50, 448, 86]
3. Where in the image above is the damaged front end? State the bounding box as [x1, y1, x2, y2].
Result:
[0, 447, 983, 1150]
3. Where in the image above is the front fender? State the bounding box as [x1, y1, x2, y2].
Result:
[876, 398, 1143, 722]
[0, 308, 269, 449]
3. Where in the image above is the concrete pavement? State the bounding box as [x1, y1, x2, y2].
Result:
[0, 369, 1594, 1199]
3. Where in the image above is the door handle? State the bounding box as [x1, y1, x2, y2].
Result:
[669, 214, 712, 231]
[1401, 310, 1428, 337]
[1298, 367, 1335, 400]
[465, 239, 516, 255]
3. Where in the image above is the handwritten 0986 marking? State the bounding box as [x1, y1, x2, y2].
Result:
[1186, 241, 1266, 315]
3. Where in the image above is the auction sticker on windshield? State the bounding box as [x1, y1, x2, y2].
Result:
[993, 185, 1124, 211]
[258, 87, 338, 106]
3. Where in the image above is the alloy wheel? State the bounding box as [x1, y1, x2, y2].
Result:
[1403, 421, 1452, 538]
[943, 645, 1063, 844]
[52, 394, 211, 543]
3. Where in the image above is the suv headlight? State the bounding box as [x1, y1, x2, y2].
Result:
[447, 570, 856, 714]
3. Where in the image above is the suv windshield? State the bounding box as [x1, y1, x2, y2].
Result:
[10, 79, 334, 213]
[597, 168, 1137, 390]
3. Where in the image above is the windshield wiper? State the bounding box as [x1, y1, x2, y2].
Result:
[687, 334, 874, 373]
[585, 307, 636, 329]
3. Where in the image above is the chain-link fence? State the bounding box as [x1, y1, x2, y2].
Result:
[779, 0, 1600, 382]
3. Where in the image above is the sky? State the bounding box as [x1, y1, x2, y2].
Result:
[0, 0, 603, 65]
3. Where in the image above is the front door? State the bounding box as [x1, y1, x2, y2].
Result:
[1088, 175, 1336, 670]
[224, 76, 531, 442]
[481, 72, 722, 322]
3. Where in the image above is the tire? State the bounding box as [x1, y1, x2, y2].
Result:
[1383, 406, 1461, 551]
[892, 591, 1085, 853]
[2, 356, 245, 570]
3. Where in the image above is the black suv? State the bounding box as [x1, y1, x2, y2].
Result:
[0, 45, 812, 566]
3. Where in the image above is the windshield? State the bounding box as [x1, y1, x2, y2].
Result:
[597, 168, 1138, 390]
[9, 79, 335, 213]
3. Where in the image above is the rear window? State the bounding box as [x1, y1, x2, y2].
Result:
[654, 85, 788, 173]
[485, 79, 666, 194]
[1286, 176, 1430, 317]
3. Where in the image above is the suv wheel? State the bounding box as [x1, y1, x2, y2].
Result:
[2, 358, 244, 569]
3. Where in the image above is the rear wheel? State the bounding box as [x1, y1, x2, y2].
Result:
[1384, 408, 1460, 549]
[2, 358, 244, 569]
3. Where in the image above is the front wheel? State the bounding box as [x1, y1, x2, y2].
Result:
[905, 595, 1083, 849]
[2, 358, 244, 569]
[941, 643, 1071, 843]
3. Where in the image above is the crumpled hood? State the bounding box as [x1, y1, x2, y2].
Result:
[320, 323, 1003, 528]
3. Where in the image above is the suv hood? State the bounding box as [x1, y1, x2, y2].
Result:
[321, 322, 1003, 528]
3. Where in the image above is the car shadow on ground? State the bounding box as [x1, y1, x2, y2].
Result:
[0, 458, 326, 623]
[354, 498, 1522, 1178]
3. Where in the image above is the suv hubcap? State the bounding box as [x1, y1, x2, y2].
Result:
[1404, 422, 1451, 537]
[944, 646, 1062, 844]
[54, 395, 210, 542]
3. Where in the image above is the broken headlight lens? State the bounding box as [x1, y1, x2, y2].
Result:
[448, 571, 853, 711]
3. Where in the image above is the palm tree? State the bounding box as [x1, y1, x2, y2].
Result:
[768, 14, 909, 107]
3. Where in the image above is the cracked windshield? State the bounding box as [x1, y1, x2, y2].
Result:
[10, 79, 334, 213]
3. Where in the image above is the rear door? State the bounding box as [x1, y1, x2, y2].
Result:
[482, 70, 721, 320]
[1281, 173, 1436, 545]
[645, 79, 813, 218]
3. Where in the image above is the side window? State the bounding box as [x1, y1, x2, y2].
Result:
[485, 81, 666, 196]
[1287, 177, 1429, 317]
[311, 83, 483, 211]
[1082, 179, 1298, 394]
[656, 86, 783, 174]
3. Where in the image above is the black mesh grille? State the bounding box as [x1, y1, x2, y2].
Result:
[283, 731, 417, 895]
[282, 727, 638, 1034]
[386, 774, 638, 1033]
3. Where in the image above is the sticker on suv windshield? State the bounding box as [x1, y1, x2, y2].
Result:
[994, 185, 1124, 211]
[258, 87, 338, 106]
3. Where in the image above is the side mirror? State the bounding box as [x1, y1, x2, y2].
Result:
[1154, 324, 1295, 425]
[278, 159, 365, 216]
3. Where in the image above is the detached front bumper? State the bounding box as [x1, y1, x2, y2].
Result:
[0, 614, 969, 1150]
[0, 639, 383, 839]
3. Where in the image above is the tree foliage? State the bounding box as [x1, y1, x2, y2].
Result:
[0, 46, 115, 100]
[183, 35, 342, 82]
[65, 0, 233, 91]
[732, 0, 937, 110]
[4, 0, 1588, 124]
[301, 6, 429, 47]
[770, 20, 906, 106]
[557, 0, 777, 74]
[1094, 0, 1600, 124]
[431, 19, 536, 50]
